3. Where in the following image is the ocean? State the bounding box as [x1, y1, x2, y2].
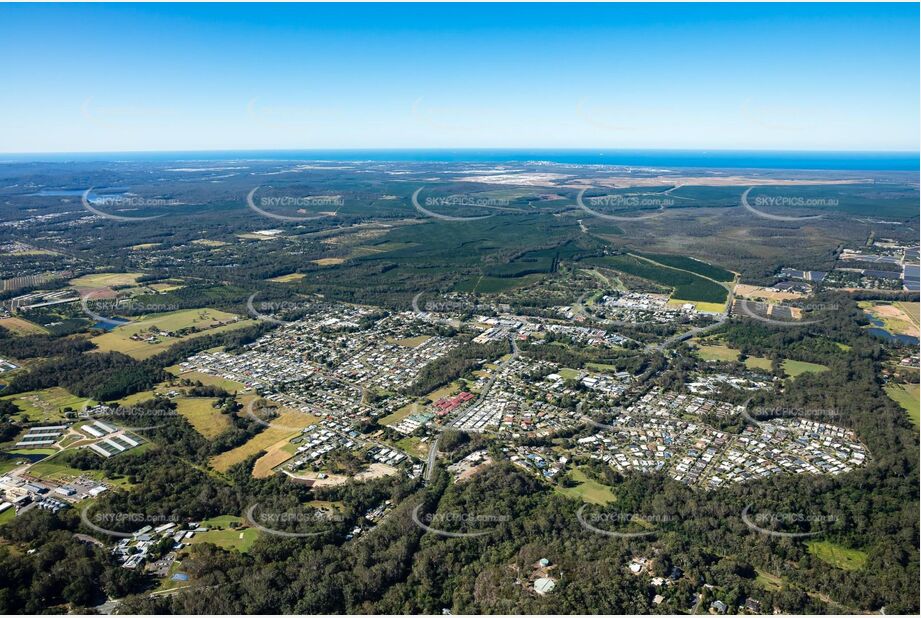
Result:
[2, 149, 918, 171]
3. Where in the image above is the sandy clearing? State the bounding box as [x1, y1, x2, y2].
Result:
[285, 462, 399, 487]
[734, 284, 804, 302]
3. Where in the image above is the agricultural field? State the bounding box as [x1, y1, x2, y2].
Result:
[555, 467, 617, 506]
[807, 540, 868, 571]
[744, 356, 774, 371]
[210, 408, 318, 473]
[1, 387, 95, 422]
[395, 435, 428, 458]
[668, 298, 727, 313]
[251, 417, 320, 478]
[454, 273, 543, 293]
[27, 453, 134, 488]
[897, 301, 920, 326]
[148, 281, 184, 293]
[583, 254, 728, 304]
[90, 308, 254, 360]
[635, 252, 735, 282]
[558, 367, 583, 380]
[0, 507, 15, 525]
[885, 383, 920, 429]
[755, 570, 785, 591]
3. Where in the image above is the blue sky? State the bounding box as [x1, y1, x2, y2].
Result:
[0, 2, 918, 153]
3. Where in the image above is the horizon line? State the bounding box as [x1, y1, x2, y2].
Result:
[2, 147, 919, 157]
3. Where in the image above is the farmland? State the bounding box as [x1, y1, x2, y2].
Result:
[1, 387, 95, 422]
[582, 254, 729, 304]
[91, 308, 254, 359]
[209, 408, 318, 473]
[635, 252, 735, 282]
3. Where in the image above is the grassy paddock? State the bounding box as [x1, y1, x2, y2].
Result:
[806, 540, 868, 571]
[782, 359, 829, 378]
[885, 383, 920, 428]
[555, 467, 617, 505]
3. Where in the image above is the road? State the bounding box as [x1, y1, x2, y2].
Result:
[423, 434, 440, 482]
[424, 333, 519, 481]
[460, 334, 519, 417]
[650, 313, 729, 352]
[624, 253, 737, 352]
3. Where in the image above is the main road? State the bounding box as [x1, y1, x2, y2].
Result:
[423, 332, 519, 482]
